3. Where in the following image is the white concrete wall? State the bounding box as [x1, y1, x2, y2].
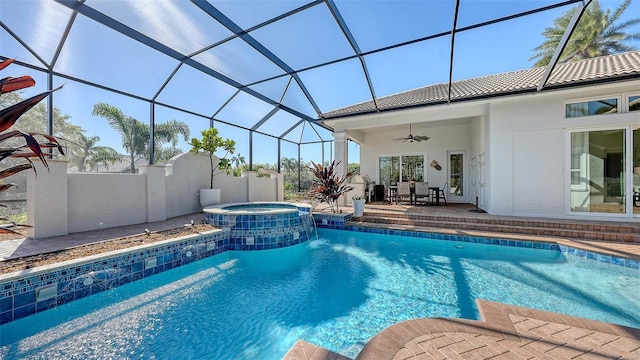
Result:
[165, 151, 209, 218]
[67, 173, 147, 233]
[27, 152, 283, 238]
[487, 80, 640, 218]
[247, 171, 281, 202]
[27, 160, 68, 238]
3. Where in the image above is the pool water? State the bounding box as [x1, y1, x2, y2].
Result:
[1, 229, 638, 359]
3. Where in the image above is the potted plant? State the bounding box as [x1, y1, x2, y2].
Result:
[189, 127, 236, 207]
[0, 59, 65, 235]
[352, 194, 365, 217]
[307, 160, 354, 213]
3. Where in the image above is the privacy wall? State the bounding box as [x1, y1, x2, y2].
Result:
[27, 153, 284, 239]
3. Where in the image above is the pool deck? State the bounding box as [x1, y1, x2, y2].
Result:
[285, 300, 640, 360]
[1, 202, 639, 359]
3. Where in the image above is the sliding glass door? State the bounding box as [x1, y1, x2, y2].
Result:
[570, 129, 626, 214]
[634, 128, 640, 216]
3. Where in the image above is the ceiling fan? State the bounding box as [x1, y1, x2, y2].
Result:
[393, 124, 430, 143]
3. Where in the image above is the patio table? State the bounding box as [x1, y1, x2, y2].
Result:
[429, 187, 441, 205]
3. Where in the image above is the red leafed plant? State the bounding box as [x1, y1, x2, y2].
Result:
[307, 160, 354, 214]
[0, 59, 65, 235]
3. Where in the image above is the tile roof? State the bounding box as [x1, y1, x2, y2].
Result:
[321, 51, 640, 119]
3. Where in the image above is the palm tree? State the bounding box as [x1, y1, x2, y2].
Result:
[92, 103, 145, 173]
[530, 0, 640, 66]
[152, 120, 190, 161]
[73, 133, 122, 172]
[231, 153, 246, 169]
[154, 147, 183, 164]
[92, 103, 190, 172]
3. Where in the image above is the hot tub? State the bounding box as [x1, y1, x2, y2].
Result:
[203, 202, 314, 250]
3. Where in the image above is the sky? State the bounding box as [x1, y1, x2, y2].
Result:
[2, 0, 640, 167]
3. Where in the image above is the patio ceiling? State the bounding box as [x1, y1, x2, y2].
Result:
[1, 0, 611, 146]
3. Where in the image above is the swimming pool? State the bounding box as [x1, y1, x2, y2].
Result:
[1, 228, 638, 359]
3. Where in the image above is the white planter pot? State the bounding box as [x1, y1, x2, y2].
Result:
[352, 199, 365, 217]
[200, 188, 221, 208]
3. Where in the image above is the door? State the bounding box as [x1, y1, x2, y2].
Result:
[448, 151, 466, 203]
[470, 156, 478, 206]
[478, 153, 487, 209]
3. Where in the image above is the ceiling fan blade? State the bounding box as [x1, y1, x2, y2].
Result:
[414, 135, 430, 141]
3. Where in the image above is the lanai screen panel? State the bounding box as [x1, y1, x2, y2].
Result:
[2, 0, 626, 145]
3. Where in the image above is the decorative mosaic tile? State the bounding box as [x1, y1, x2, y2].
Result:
[0, 230, 228, 325]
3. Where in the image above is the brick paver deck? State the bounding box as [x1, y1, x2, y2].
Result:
[284, 300, 640, 360]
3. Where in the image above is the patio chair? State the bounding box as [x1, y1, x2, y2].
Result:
[396, 182, 411, 204]
[432, 182, 448, 206]
[414, 182, 431, 205]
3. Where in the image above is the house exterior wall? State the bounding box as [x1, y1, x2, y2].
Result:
[330, 78, 639, 222]
[352, 109, 486, 204]
[487, 80, 640, 219]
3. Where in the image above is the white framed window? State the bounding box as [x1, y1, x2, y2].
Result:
[565, 97, 619, 118]
[628, 95, 640, 112]
[378, 153, 426, 186]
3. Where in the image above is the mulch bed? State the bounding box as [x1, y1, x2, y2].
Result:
[0, 224, 216, 275]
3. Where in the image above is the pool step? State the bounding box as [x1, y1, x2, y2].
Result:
[352, 212, 640, 243]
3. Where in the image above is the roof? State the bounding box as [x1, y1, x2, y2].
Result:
[321, 51, 640, 119]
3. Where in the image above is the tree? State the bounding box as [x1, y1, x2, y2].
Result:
[1, 90, 83, 148]
[230, 153, 245, 169]
[154, 146, 183, 164]
[73, 133, 121, 172]
[152, 120, 190, 163]
[530, 0, 640, 66]
[280, 157, 298, 173]
[92, 103, 144, 173]
[189, 128, 236, 189]
[92, 103, 190, 172]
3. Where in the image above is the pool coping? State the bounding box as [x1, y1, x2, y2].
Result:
[285, 299, 640, 360]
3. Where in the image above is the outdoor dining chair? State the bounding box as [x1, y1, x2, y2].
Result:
[396, 182, 412, 204]
[433, 182, 448, 206]
[414, 182, 431, 205]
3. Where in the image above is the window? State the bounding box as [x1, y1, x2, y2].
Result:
[570, 132, 587, 188]
[629, 95, 640, 112]
[565, 98, 617, 118]
[378, 154, 424, 185]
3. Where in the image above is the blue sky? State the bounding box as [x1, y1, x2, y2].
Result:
[2, 0, 640, 166]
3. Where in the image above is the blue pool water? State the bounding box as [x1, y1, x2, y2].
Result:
[1, 229, 639, 359]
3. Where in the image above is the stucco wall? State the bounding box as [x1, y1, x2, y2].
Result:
[27, 152, 283, 238]
[67, 173, 147, 233]
[487, 81, 640, 218]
